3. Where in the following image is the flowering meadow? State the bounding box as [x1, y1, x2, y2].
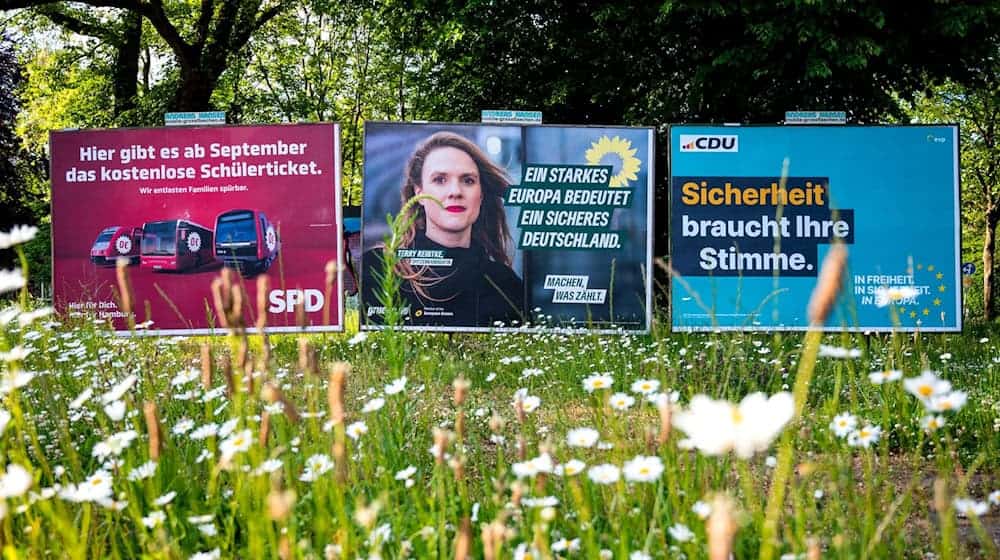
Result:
[0, 227, 998, 559]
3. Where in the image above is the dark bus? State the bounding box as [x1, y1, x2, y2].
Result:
[90, 226, 142, 266]
[214, 209, 280, 275]
[140, 219, 215, 272]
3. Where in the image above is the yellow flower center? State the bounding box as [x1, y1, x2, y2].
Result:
[918, 385, 933, 397]
[594, 380, 604, 388]
[639, 467, 649, 475]
[731, 407, 743, 425]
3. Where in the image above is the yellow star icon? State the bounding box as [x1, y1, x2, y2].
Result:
[909, 311, 917, 319]
[933, 298, 941, 306]
[923, 308, 930, 316]
[936, 272, 943, 280]
[917, 264, 924, 270]
[938, 285, 946, 293]
[928, 265, 935, 272]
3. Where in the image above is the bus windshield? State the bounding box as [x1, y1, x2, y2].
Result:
[216, 212, 257, 244]
[141, 221, 177, 255]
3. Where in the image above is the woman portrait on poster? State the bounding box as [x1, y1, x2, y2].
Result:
[363, 131, 525, 327]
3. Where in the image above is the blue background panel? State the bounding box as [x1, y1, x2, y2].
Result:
[669, 125, 960, 331]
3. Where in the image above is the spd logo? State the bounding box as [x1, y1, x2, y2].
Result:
[268, 289, 324, 313]
[679, 134, 739, 153]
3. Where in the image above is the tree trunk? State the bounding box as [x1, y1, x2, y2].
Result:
[173, 65, 221, 112]
[984, 213, 998, 321]
[112, 10, 142, 120]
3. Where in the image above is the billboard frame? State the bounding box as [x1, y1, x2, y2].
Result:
[667, 123, 962, 333]
[360, 120, 655, 335]
[49, 122, 345, 336]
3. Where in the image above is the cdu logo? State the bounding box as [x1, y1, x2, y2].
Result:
[679, 134, 739, 153]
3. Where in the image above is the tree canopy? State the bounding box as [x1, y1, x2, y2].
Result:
[3, 0, 1000, 316]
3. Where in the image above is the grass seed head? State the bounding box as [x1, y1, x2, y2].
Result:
[707, 494, 737, 560]
[454, 516, 471, 560]
[489, 413, 504, 434]
[432, 428, 449, 464]
[807, 537, 821, 560]
[115, 257, 134, 318]
[328, 362, 349, 425]
[200, 343, 213, 390]
[453, 377, 470, 406]
[143, 401, 162, 461]
[298, 338, 316, 375]
[267, 488, 296, 521]
[295, 298, 306, 328]
[807, 244, 847, 326]
[259, 411, 271, 447]
[324, 259, 337, 325]
[256, 275, 270, 330]
[657, 400, 673, 446]
[262, 382, 300, 424]
[450, 456, 465, 481]
[229, 283, 244, 329]
[220, 354, 235, 397]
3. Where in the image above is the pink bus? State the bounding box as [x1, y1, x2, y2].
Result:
[214, 209, 280, 275]
[140, 219, 215, 272]
[90, 226, 142, 266]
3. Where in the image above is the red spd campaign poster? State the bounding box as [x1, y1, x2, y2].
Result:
[50, 123, 343, 334]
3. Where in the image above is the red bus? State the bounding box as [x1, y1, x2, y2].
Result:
[140, 219, 215, 272]
[90, 226, 142, 266]
[214, 209, 280, 275]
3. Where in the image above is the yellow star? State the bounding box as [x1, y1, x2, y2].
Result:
[922, 308, 930, 316]
[933, 298, 941, 306]
[917, 264, 924, 270]
[928, 265, 935, 272]
[909, 311, 917, 319]
[936, 272, 943, 280]
[938, 285, 946, 293]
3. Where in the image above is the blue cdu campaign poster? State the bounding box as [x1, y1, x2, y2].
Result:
[669, 125, 960, 332]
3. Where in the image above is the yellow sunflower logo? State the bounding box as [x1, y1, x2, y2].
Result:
[585, 135, 641, 188]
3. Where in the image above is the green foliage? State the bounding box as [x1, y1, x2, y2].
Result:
[16, 49, 115, 153]
[0, 36, 46, 268]
[0, 298, 998, 557]
[387, 1, 1000, 124]
[908, 69, 1000, 323]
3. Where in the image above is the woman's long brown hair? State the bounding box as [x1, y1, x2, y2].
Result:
[395, 131, 513, 301]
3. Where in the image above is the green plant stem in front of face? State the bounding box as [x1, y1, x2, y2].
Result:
[376, 194, 439, 376]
